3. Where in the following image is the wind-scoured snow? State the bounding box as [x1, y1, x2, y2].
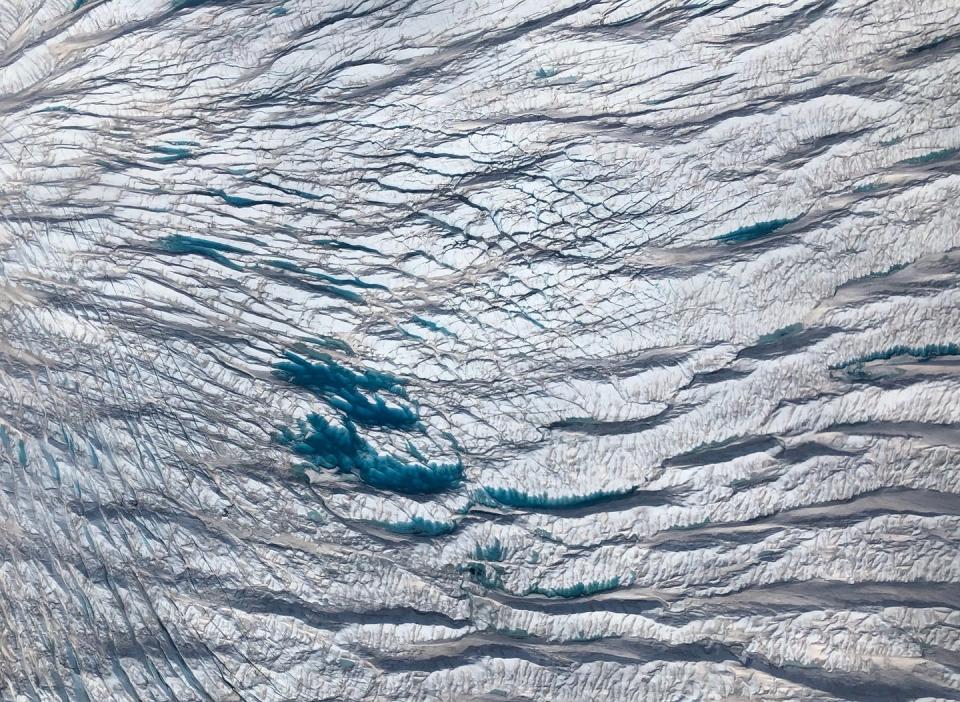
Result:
[1, 0, 959, 700]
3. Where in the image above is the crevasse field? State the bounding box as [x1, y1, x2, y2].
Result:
[1, 0, 959, 699]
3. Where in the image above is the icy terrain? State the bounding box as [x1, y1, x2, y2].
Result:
[1, 0, 960, 699]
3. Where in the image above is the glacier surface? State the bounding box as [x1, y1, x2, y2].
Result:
[0, 0, 959, 699]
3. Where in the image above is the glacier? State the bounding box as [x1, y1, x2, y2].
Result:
[0, 0, 959, 699]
